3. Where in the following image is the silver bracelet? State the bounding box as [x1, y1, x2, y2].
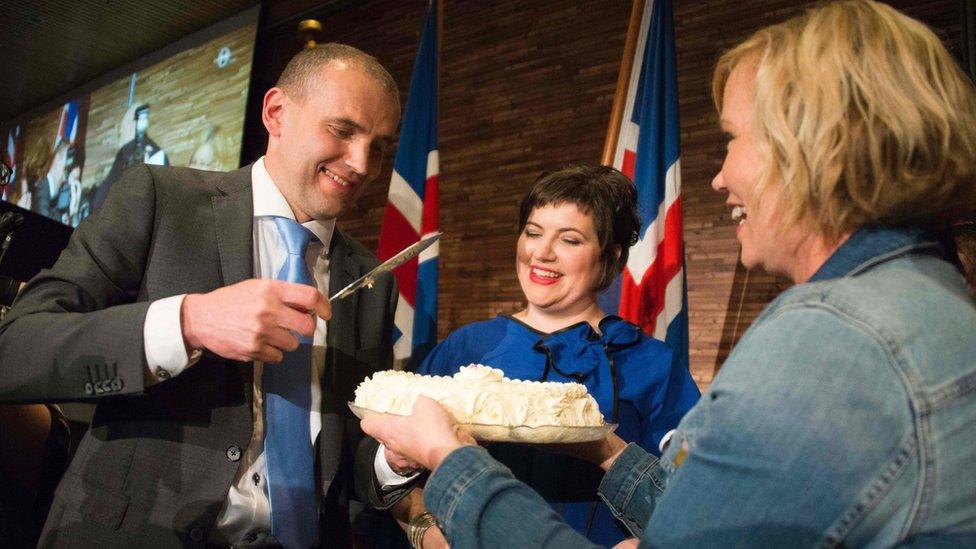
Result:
[408, 511, 438, 549]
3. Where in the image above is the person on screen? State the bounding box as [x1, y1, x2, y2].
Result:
[16, 137, 47, 211]
[362, 1, 976, 546]
[52, 146, 90, 227]
[91, 102, 169, 211]
[0, 43, 420, 547]
[29, 140, 68, 220]
[12, 172, 32, 210]
[187, 123, 229, 171]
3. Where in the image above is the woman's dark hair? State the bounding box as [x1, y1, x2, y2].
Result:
[518, 165, 641, 291]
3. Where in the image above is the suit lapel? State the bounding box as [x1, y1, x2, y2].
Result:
[319, 230, 362, 496]
[327, 231, 362, 357]
[212, 166, 254, 287]
[209, 166, 256, 404]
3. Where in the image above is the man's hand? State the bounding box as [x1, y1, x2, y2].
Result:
[180, 279, 331, 363]
[362, 396, 476, 472]
[385, 446, 423, 476]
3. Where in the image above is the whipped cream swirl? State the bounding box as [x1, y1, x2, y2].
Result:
[354, 364, 604, 427]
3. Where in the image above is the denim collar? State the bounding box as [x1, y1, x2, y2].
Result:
[809, 225, 943, 282]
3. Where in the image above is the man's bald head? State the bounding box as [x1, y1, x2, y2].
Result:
[276, 43, 399, 105]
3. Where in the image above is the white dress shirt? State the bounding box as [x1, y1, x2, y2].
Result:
[141, 158, 412, 546]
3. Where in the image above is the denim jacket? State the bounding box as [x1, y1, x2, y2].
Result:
[423, 226, 976, 548]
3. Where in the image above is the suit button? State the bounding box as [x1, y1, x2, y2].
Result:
[110, 377, 124, 391]
[156, 368, 171, 380]
[226, 446, 242, 462]
[189, 526, 205, 542]
[84, 382, 94, 395]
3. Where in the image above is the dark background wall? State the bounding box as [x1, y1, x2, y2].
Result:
[246, 0, 966, 390]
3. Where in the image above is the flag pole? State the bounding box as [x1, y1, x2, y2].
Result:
[601, 0, 646, 166]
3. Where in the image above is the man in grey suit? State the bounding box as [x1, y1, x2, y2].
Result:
[0, 44, 418, 547]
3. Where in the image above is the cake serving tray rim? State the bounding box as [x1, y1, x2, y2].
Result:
[348, 402, 617, 443]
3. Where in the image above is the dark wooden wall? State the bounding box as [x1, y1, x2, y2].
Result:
[248, 0, 966, 390]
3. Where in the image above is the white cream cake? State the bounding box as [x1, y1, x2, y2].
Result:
[353, 364, 605, 428]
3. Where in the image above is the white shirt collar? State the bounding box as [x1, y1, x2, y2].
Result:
[251, 156, 336, 247]
[46, 170, 59, 196]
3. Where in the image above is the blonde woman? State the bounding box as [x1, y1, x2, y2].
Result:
[364, 1, 976, 546]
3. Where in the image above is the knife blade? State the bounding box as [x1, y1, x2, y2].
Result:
[329, 232, 441, 301]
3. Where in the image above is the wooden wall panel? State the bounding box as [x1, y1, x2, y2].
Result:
[251, 0, 964, 391]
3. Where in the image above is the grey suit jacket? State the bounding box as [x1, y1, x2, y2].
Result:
[0, 164, 405, 547]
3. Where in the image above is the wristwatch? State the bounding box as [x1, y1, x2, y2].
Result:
[408, 511, 438, 549]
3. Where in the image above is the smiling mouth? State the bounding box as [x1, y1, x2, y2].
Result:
[529, 267, 563, 285]
[531, 266, 561, 280]
[731, 205, 748, 225]
[320, 167, 353, 188]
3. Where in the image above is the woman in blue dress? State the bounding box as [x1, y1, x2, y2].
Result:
[397, 165, 700, 547]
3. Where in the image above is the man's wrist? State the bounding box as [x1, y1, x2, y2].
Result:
[394, 465, 422, 477]
[144, 294, 198, 383]
[375, 444, 420, 489]
[179, 293, 204, 353]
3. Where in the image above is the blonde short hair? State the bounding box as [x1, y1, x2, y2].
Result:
[713, 0, 976, 240]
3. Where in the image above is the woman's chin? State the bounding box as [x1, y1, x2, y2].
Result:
[525, 297, 559, 311]
[526, 297, 599, 318]
[738, 246, 763, 272]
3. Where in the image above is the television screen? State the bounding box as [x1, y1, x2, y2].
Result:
[1, 8, 257, 227]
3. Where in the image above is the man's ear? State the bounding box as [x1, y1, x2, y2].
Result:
[262, 87, 286, 137]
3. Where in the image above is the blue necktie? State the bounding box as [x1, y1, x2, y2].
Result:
[264, 216, 319, 548]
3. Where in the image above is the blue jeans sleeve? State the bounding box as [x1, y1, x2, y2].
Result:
[639, 306, 910, 546]
[597, 443, 668, 537]
[424, 446, 604, 549]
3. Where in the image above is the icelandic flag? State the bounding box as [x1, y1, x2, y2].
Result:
[377, 3, 439, 369]
[597, 0, 688, 369]
[56, 100, 80, 147]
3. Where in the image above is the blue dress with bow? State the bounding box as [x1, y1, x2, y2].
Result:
[418, 315, 700, 545]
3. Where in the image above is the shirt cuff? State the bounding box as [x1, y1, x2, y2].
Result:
[143, 294, 201, 385]
[375, 443, 421, 489]
[659, 429, 677, 453]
